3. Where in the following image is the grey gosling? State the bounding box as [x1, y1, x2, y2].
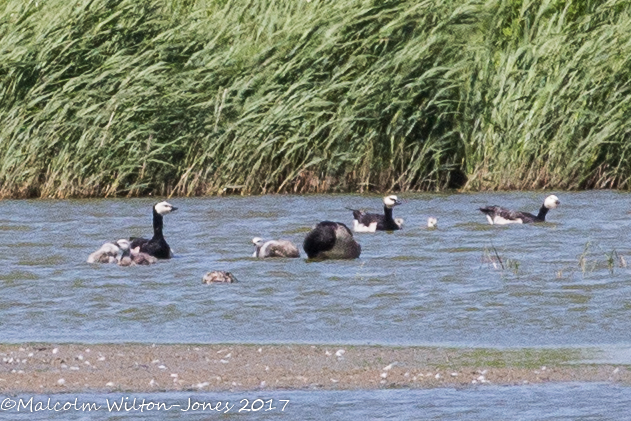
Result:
[87, 239, 128, 264]
[252, 237, 300, 258]
[202, 271, 238, 284]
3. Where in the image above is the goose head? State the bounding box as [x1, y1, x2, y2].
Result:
[154, 201, 178, 215]
[544, 195, 560, 209]
[251, 237, 265, 257]
[115, 239, 131, 254]
[383, 195, 402, 209]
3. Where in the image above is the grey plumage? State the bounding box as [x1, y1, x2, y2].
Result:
[252, 237, 300, 258]
[87, 239, 157, 266]
[202, 271, 238, 284]
[87, 240, 124, 264]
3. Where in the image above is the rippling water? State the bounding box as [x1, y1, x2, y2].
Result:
[4, 384, 631, 420]
[1, 191, 631, 347]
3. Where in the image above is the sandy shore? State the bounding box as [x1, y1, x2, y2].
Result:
[0, 344, 627, 393]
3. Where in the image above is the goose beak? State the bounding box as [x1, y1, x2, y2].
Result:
[171, 206, 178, 211]
[395, 199, 402, 206]
[555, 200, 560, 206]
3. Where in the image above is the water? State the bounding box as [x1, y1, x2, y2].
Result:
[1, 191, 631, 347]
[2, 384, 630, 420]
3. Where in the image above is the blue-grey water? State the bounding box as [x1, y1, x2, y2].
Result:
[1, 384, 631, 420]
[3, 191, 631, 419]
[1, 190, 631, 347]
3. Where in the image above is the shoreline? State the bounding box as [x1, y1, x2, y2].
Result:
[0, 344, 628, 393]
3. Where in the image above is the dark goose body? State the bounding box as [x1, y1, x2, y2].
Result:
[303, 221, 361, 260]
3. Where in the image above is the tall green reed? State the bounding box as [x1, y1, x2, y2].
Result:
[0, 0, 630, 198]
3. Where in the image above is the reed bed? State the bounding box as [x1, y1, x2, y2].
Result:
[0, 0, 630, 198]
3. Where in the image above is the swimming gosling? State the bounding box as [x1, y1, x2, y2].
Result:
[87, 239, 127, 264]
[202, 271, 238, 284]
[252, 237, 300, 258]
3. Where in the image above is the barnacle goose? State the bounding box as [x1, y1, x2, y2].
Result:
[479, 195, 560, 225]
[129, 201, 177, 259]
[349, 195, 403, 232]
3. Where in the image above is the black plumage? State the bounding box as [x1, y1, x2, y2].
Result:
[130, 202, 177, 259]
[350, 207, 401, 231]
[479, 195, 560, 225]
[303, 221, 361, 260]
[478, 206, 544, 223]
[348, 195, 403, 232]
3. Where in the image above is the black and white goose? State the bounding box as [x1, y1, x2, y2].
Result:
[303, 221, 361, 259]
[129, 201, 177, 259]
[479, 195, 560, 225]
[252, 237, 300, 258]
[349, 195, 403, 232]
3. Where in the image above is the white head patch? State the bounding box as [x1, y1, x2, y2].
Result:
[116, 239, 131, 251]
[154, 201, 177, 215]
[544, 195, 560, 209]
[427, 217, 438, 228]
[383, 195, 401, 208]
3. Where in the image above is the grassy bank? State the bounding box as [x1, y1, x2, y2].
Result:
[0, 0, 630, 198]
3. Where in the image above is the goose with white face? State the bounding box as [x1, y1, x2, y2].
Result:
[383, 195, 402, 208]
[349, 194, 404, 232]
[128, 201, 178, 259]
[544, 195, 560, 209]
[479, 194, 561, 225]
[154, 201, 177, 215]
